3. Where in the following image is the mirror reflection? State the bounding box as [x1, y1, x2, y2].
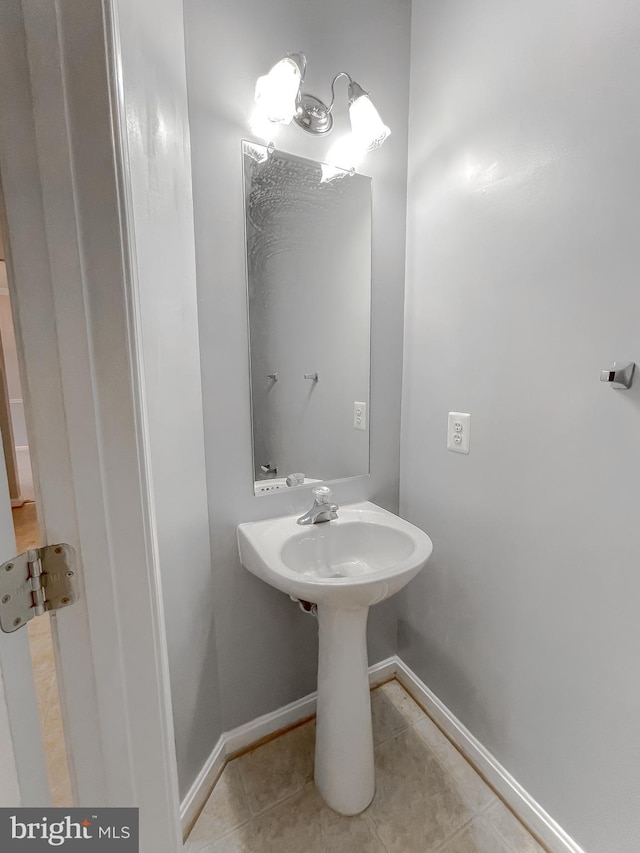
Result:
[242, 142, 371, 496]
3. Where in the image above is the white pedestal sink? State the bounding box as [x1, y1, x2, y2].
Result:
[237, 501, 433, 815]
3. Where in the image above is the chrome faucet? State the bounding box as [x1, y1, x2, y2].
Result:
[297, 486, 339, 525]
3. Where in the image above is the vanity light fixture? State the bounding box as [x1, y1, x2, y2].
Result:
[251, 52, 390, 168]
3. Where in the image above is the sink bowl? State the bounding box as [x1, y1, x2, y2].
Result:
[237, 501, 433, 609]
[237, 500, 433, 817]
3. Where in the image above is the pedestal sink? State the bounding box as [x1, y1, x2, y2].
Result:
[237, 501, 433, 815]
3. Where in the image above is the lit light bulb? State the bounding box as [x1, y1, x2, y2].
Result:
[249, 107, 280, 143]
[254, 57, 302, 125]
[325, 134, 366, 172]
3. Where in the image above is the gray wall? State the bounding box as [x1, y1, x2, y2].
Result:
[400, 2, 640, 852]
[183, 0, 411, 737]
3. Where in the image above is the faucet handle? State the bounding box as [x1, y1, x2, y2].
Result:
[286, 472, 305, 487]
[313, 486, 333, 505]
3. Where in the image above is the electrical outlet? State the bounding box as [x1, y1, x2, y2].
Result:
[354, 401, 367, 431]
[447, 412, 470, 453]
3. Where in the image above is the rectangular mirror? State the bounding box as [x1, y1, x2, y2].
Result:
[242, 141, 371, 496]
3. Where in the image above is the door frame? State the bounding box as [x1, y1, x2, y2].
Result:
[0, 324, 21, 507]
[0, 0, 190, 849]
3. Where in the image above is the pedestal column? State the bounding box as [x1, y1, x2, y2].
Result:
[314, 604, 375, 815]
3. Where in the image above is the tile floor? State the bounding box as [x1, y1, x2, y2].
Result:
[13, 502, 73, 806]
[185, 680, 546, 853]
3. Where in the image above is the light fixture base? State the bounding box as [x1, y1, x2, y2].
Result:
[294, 93, 333, 135]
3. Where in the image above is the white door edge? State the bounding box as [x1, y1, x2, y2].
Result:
[0, 0, 104, 807]
[0, 1, 184, 849]
[0, 672, 21, 806]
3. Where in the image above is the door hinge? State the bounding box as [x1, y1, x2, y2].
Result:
[0, 545, 78, 633]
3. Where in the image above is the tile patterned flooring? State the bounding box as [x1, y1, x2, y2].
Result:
[185, 680, 546, 853]
[13, 502, 73, 807]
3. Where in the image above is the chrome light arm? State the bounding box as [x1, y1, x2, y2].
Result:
[325, 72, 354, 114]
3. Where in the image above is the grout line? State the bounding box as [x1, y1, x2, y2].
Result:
[363, 810, 392, 853]
[194, 779, 322, 850]
[195, 818, 252, 849]
[240, 779, 309, 820]
[233, 728, 315, 820]
[373, 727, 409, 747]
[190, 811, 253, 850]
[186, 668, 563, 853]
[370, 674, 396, 690]
[188, 680, 391, 836]
[479, 797, 499, 816]
[185, 765, 253, 848]
[487, 798, 546, 853]
[429, 814, 481, 853]
[226, 713, 316, 763]
[240, 779, 313, 824]
[182, 663, 397, 836]
[371, 679, 425, 747]
[372, 719, 410, 748]
[396, 677, 550, 853]
[187, 676, 546, 852]
[408, 713, 496, 817]
[376, 680, 539, 850]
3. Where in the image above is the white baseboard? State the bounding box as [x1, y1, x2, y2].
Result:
[394, 659, 586, 853]
[365, 655, 398, 688]
[182, 655, 584, 853]
[180, 736, 226, 838]
[180, 656, 396, 837]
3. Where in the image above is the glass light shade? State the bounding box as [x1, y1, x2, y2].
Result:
[322, 133, 366, 181]
[254, 57, 301, 125]
[349, 93, 390, 151]
[249, 107, 279, 143]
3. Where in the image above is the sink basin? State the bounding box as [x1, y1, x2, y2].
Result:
[237, 501, 433, 816]
[237, 501, 433, 608]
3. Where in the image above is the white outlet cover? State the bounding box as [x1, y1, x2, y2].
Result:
[447, 412, 470, 454]
[354, 401, 367, 431]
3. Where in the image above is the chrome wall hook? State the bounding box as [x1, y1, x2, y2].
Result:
[600, 361, 635, 390]
[304, 372, 318, 381]
[267, 373, 279, 381]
